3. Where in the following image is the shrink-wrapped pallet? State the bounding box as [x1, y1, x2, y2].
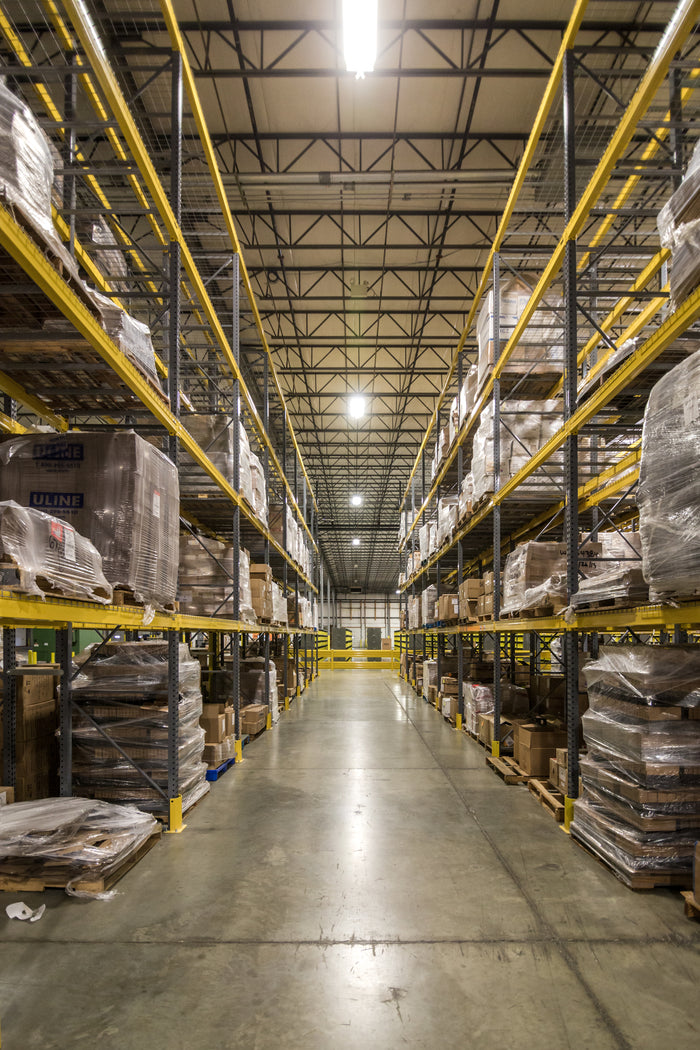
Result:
[249, 451, 268, 526]
[436, 496, 458, 548]
[421, 584, 437, 625]
[471, 399, 562, 502]
[572, 647, 700, 884]
[185, 413, 234, 479]
[476, 276, 564, 389]
[463, 682, 494, 736]
[638, 351, 700, 599]
[0, 431, 178, 608]
[448, 395, 459, 448]
[0, 82, 77, 276]
[0, 796, 159, 898]
[658, 140, 700, 248]
[459, 364, 479, 425]
[86, 289, 159, 387]
[178, 534, 235, 618]
[271, 582, 288, 624]
[501, 541, 566, 613]
[419, 521, 431, 563]
[0, 500, 112, 603]
[71, 641, 209, 814]
[85, 216, 128, 281]
[241, 657, 279, 723]
[569, 532, 647, 608]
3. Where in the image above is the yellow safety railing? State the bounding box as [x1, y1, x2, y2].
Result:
[318, 649, 400, 670]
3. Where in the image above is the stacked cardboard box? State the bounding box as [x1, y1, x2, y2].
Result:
[0, 786, 14, 805]
[464, 682, 494, 736]
[71, 641, 209, 814]
[0, 431, 179, 608]
[476, 276, 564, 391]
[200, 701, 235, 767]
[459, 578, 482, 621]
[571, 646, 700, 886]
[0, 667, 59, 800]
[179, 535, 235, 617]
[241, 703, 267, 736]
[514, 722, 568, 776]
[250, 563, 274, 621]
[437, 593, 460, 622]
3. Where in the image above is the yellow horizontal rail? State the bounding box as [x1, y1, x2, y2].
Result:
[400, 0, 590, 510]
[158, 0, 318, 522]
[62, 0, 317, 554]
[401, 0, 698, 540]
[0, 202, 317, 593]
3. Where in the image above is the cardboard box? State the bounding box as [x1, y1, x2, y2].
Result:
[381, 638, 392, 650]
[478, 713, 513, 748]
[515, 723, 568, 750]
[201, 712, 226, 743]
[0, 785, 14, 806]
[549, 756, 559, 787]
[16, 667, 58, 706]
[482, 571, 494, 594]
[459, 597, 479, 622]
[556, 747, 568, 769]
[441, 676, 459, 696]
[241, 703, 267, 735]
[225, 705, 235, 737]
[460, 578, 483, 599]
[249, 563, 273, 582]
[518, 742, 557, 777]
[442, 694, 458, 719]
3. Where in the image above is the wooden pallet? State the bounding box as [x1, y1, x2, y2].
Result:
[112, 589, 178, 612]
[485, 753, 536, 784]
[502, 604, 565, 620]
[528, 778, 566, 822]
[681, 890, 700, 919]
[0, 828, 161, 894]
[571, 596, 647, 612]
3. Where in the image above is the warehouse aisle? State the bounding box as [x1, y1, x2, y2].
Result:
[1, 670, 699, 1049]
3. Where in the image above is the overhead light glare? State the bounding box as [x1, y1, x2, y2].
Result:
[395, 589, 400, 595]
[350, 494, 363, 507]
[352, 537, 361, 547]
[343, 0, 378, 79]
[348, 395, 366, 419]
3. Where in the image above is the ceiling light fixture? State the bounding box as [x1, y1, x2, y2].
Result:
[348, 395, 366, 419]
[352, 537, 361, 547]
[350, 494, 363, 507]
[343, 0, 378, 79]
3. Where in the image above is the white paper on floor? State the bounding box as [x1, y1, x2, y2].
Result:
[5, 901, 46, 922]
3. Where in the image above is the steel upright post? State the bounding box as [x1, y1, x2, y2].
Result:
[456, 349, 464, 729]
[563, 49, 580, 829]
[282, 414, 289, 703]
[166, 51, 183, 827]
[57, 625, 72, 797]
[232, 254, 243, 761]
[263, 356, 271, 728]
[2, 628, 16, 787]
[491, 253, 502, 757]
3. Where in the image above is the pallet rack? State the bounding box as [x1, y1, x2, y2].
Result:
[0, 0, 329, 829]
[397, 0, 700, 828]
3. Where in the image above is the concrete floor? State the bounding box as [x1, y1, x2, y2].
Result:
[1, 670, 699, 1049]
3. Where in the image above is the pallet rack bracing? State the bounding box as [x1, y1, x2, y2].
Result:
[398, 0, 700, 834]
[0, 0, 330, 829]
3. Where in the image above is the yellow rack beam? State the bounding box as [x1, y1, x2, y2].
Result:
[0, 202, 317, 593]
[62, 0, 317, 554]
[400, 0, 698, 544]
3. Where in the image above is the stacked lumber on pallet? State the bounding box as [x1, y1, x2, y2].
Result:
[571, 646, 700, 888]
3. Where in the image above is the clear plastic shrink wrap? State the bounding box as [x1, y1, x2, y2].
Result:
[249, 451, 268, 526]
[86, 216, 128, 281]
[419, 521, 431, 563]
[638, 351, 700, 599]
[0, 797, 159, 898]
[476, 276, 564, 389]
[658, 139, 700, 248]
[437, 496, 458, 547]
[85, 289, 159, 386]
[272, 582, 288, 624]
[238, 547, 256, 623]
[241, 657, 279, 720]
[0, 500, 112, 603]
[178, 534, 236, 617]
[501, 540, 566, 613]
[463, 682, 494, 735]
[459, 364, 478, 425]
[471, 400, 562, 502]
[185, 414, 234, 479]
[448, 395, 459, 447]
[458, 472, 474, 521]
[71, 641, 209, 813]
[0, 431, 179, 608]
[0, 81, 77, 276]
[421, 584, 437, 625]
[583, 645, 700, 710]
[569, 531, 647, 608]
[571, 645, 700, 883]
[408, 595, 419, 629]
